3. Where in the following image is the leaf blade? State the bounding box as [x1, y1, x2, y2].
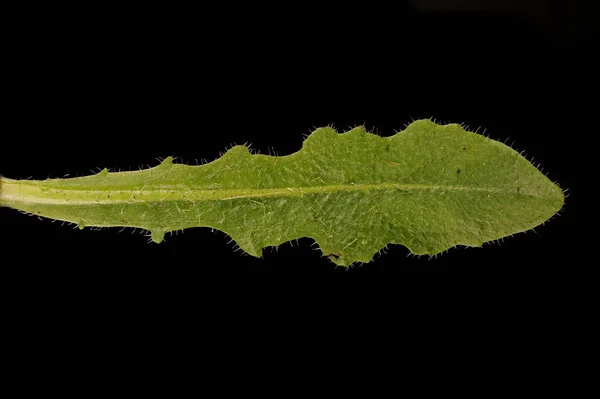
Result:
[0, 119, 564, 266]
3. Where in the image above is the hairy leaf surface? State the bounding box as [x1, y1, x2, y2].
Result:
[0, 119, 564, 266]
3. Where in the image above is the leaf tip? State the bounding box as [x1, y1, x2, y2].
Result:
[345, 125, 368, 136]
[151, 229, 165, 244]
[302, 126, 337, 150]
[159, 156, 174, 168]
[225, 145, 251, 157]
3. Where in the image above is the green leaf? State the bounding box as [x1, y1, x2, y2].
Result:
[0, 119, 564, 266]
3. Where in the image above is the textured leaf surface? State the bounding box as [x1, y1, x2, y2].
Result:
[0, 119, 563, 266]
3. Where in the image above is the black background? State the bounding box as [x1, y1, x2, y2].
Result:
[1, 2, 590, 277]
[0, 2, 594, 387]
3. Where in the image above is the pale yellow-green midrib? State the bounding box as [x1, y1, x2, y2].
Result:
[0, 179, 557, 206]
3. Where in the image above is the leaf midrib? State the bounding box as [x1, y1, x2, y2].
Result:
[1, 179, 551, 206]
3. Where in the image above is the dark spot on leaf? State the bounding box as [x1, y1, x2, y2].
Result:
[517, 187, 521, 194]
[386, 144, 390, 153]
[462, 146, 466, 151]
[456, 169, 461, 174]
